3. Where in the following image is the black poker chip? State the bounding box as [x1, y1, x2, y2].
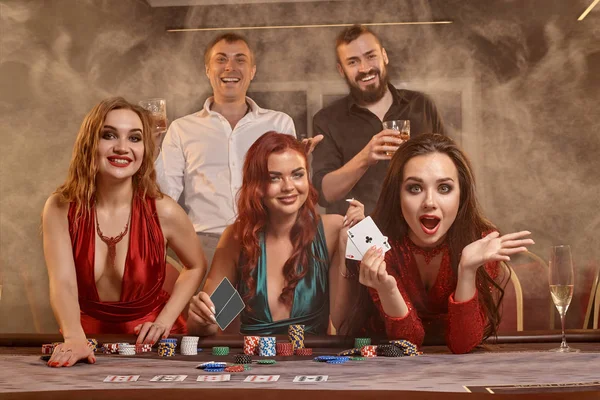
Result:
[376, 344, 395, 356]
[381, 346, 404, 357]
[234, 353, 252, 364]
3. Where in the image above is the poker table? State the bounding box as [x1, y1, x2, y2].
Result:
[1, 330, 599, 399]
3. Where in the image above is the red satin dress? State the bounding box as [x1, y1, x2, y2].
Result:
[68, 195, 187, 335]
[369, 236, 498, 354]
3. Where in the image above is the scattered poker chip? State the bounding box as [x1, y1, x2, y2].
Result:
[200, 362, 227, 369]
[256, 359, 276, 365]
[337, 347, 361, 356]
[313, 355, 337, 362]
[224, 365, 245, 373]
[204, 367, 226, 373]
[350, 357, 366, 361]
[295, 347, 313, 356]
[326, 359, 348, 364]
[243, 365, 252, 371]
[376, 344, 395, 356]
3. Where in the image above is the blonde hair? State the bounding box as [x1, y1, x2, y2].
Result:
[55, 97, 161, 219]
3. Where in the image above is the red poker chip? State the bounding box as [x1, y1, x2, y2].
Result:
[224, 365, 245, 373]
[295, 348, 313, 356]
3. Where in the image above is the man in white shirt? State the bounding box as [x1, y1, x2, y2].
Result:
[157, 33, 296, 268]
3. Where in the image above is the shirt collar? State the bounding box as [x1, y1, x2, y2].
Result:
[198, 96, 267, 118]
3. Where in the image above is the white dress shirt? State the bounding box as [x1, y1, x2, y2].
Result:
[156, 97, 296, 234]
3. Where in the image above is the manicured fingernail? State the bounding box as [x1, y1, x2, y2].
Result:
[345, 198, 354, 202]
[210, 315, 217, 323]
[210, 306, 216, 314]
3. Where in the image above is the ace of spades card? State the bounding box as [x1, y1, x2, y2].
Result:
[347, 216, 391, 259]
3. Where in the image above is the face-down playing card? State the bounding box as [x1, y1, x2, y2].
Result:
[209, 277, 245, 331]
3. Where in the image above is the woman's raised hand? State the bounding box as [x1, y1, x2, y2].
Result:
[188, 291, 218, 327]
[459, 231, 534, 273]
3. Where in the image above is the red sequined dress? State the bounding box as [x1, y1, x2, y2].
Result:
[68, 195, 187, 334]
[368, 236, 498, 354]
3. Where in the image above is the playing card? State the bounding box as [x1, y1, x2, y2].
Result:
[103, 375, 139, 383]
[197, 374, 231, 382]
[345, 237, 363, 260]
[210, 277, 245, 331]
[347, 217, 390, 256]
[293, 375, 329, 383]
[150, 375, 187, 382]
[244, 375, 280, 382]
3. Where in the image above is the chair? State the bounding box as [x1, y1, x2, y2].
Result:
[505, 251, 554, 331]
[498, 261, 524, 332]
[594, 278, 600, 329]
[583, 265, 599, 329]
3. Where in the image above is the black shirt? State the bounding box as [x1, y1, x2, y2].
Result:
[311, 84, 445, 215]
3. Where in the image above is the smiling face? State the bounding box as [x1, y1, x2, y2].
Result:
[205, 39, 256, 103]
[263, 149, 309, 217]
[337, 33, 389, 104]
[96, 109, 144, 181]
[400, 152, 461, 248]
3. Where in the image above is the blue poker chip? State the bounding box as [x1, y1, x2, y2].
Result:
[197, 348, 203, 352]
[326, 359, 348, 364]
[201, 363, 227, 369]
[160, 338, 178, 343]
[314, 355, 338, 362]
[334, 356, 350, 361]
[204, 368, 225, 372]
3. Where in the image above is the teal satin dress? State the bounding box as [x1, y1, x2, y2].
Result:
[239, 220, 330, 335]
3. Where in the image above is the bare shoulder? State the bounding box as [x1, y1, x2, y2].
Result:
[320, 214, 344, 235]
[43, 193, 69, 221]
[218, 225, 242, 253]
[154, 194, 179, 218]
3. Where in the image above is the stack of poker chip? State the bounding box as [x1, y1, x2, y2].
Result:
[87, 338, 99, 352]
[41, 344, 54, 355]
[118, 343, 136, 355]
[180, 336, 200, 355]
[243, 336, 260, 355]
[258, 337, 276, 357]
[102, 343, 119, 354]
[389, 340, 421, 356]
[135, 343, 153, 354]
[234, 353, 252, 364]
[158, 338, 177, 357]
[288, 324, 305, 352]
[275, 342, 294, 356]
[295, 348, 313, 356]
[360, 345, 377, 358]
[354, 337, 371, 348]
[212, 346, 230, 356]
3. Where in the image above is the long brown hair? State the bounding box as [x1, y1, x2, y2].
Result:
[54, 97, 160, 219]
[345, 133, 507, 339]
[235, 132, 320, 308]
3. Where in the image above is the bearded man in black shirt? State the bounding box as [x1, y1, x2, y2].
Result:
[312, 25, 445, 216]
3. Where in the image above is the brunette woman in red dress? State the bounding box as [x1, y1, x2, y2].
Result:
[346, 133, 533, 354]
[42, 97, 206, 367]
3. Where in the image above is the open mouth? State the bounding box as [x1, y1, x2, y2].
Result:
[419, 216, 441, 235]
[221, 77, 240, 84]
[107, 157, 132, 167]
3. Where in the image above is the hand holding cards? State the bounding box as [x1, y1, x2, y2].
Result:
[209, 277, 245, 331]
[345, 217, 390, 261]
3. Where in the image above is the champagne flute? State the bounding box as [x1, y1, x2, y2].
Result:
[548, 245, 579, 353]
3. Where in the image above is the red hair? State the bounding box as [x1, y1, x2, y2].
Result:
[235, 132, 320, 308]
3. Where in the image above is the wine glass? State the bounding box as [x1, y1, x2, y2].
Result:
[548, 245, 579, 353]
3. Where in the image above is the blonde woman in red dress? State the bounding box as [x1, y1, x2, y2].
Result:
[347, 133, 533, 354]
[42, 97, 206, 367]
